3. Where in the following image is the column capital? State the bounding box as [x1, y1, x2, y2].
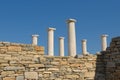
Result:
[59, 37, 65, 39]
[82, 39, 87, 42]
[48, 27, 56, 31]
[66, 18, 76, 23]
[32, 34, 39, 37]
[101, 34, 108, 37]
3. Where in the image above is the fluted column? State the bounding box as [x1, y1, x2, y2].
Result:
[32, 34, 39, 45]
[82, 39, 88, 55]
[67, 19, 77, 57]
[101, 34, 108, 51]
[59, 37, 65, 56]
[48, 27, 56, 56]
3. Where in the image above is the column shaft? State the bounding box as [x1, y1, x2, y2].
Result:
[48, 28, 56, 56]
[59, 37, 64, 56]
[67, 19, 77, 57]
[32, 35, 39, 45]
[101, 35, 108, 51]
[82, 39, 87, 55]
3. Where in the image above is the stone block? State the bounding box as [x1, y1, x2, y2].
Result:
[22, 46, 34, 51]
[1, 71, 15, 77]
[85, 63, 93, 68]
[16, 76, 24, 80]
[73, 69, 82, 72]
[8, 46, 21, 52]
[3, 77, 15, 80]
[70, 64, 81, 67]
[0, 63, 9, 67]
[25, 72, 38, 79]
[0, 47, 7, 49]
[51, 62, 60, 65]
[107, 62, 115, 67]
[28, 64, 44, 67]
[65, 75, 79, 78]
[43, 71, 52, 74]
[34, 46, 44, 51]
[84, 72, 95, 78]
[0, 60, 8, 63]
[48, 68, 59, 71]
[0, 44, 4, 47]
[60, 61, 68, 65]
[4, 66, 25, 71]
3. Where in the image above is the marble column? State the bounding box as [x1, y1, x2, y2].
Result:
[67, 19, 77, 57]
[32, 34, 39, 45]
[101, 34, 108, 51]
[82, 39, 88, 55]
[48, 27, 56, 56]
[59, 37, 65, 56]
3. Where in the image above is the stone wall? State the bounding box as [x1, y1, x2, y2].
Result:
[102, 37, 120, 80]
[0, 37, 120, 80]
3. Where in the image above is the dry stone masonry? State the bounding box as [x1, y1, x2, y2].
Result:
[0, 36, 120, 80]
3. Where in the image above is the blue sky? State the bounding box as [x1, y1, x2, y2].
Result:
[0, 0, 120, 56]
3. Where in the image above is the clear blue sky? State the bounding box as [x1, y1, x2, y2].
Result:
[0, 0, 120, 56]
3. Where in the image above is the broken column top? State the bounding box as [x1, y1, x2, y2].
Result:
[82, 39, 87, 42]
[59, 37, 64, 39]
[32, 34, 39, 37]
[66, 18, 76, 23]
[48, 27, 56, 31]
[101, 34, 108, 37]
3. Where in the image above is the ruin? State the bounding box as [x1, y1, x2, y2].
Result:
[0, 18, 119, 80]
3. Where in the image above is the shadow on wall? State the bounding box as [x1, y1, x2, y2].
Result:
[95, 37, 120, 80]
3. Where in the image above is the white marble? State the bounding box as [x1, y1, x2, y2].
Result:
[48, 27, 56, 56]
[32, 34, 39, 45]
[81, 39, 89, 55]
[59, 37, 64, 56]
[67, 19, 77, 57]
[101, 34, 108, 51]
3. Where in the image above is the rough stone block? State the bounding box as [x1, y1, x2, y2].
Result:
[16, 76, 24, 80]
[107, 62, 115, 67]
[3, 77, 15, 80]
[25, 72, 38, 79]
[60, 61, 68, 65]
[84, 72, 95, 78]
[65, 75, 79, 78]
[28, 64, 44, 67]
[85, 63, 93, 68]
[48, 68, 59, 71]
[34, 46, 44, 51]
[1, 71, 15, 77]
[8, 46, 21, 52]
[4, 66, 25, 71]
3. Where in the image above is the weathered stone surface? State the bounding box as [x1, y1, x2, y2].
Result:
[4, 66, 25, 71]
[107, 62, 115, 67]
[28, 64, 44, 67]
[34, 46, 44, 51]
[1, 71, 15, 77]
[84, 72, 95, 78]
[8, 46, 21, 52]
[16, 76, 24, 80]
[3, 77, 15, 80]
[65, 75, 79, 78]
[25, 72, 38, 79]
[48, 68, 59, 71]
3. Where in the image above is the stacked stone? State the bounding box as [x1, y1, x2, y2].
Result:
[102, 37, 120, 80]
[0, 42, 44, 80]
[0, 41, 97, 80]
[0, 42, 44, 54]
